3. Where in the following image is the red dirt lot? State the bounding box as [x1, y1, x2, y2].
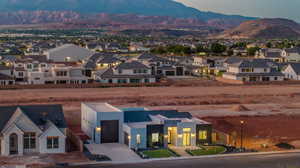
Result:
[203, 114, 300, 151]
[0, 152, 88, 168]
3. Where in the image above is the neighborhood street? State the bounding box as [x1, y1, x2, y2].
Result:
[66, 152, 300, 168]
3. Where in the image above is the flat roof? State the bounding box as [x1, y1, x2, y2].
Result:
[84, 102, 122, 113]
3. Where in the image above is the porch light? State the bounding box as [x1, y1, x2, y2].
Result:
[96, 127, 101, 132]
[178, 134, 183, 138]
[128, 136, 131, 140]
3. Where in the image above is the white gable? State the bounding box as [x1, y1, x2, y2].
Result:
[1, 108, 42, 135]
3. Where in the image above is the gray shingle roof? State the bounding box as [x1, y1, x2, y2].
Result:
[84, 53, 115, 69]
[265, 52, 281, 58]
[285, 47, 300, 54]
[224, 57, 245, 65]
[0, 104, 67, 132]
[231, 59, 270, 68]
[116, 61, 149, 70]
[137, 53, 157, 60]
[97, 56, 120, 64]
[0, 73, 13, 80]
[289, 63, 300, 74]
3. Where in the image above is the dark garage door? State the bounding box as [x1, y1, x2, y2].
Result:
[101, 120, 119, 143]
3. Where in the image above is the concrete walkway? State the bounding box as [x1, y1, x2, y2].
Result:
[169, 146, 199, 157]
[85, 143, 141, 162]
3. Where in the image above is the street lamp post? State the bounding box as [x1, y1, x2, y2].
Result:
[240, 120, 245, 150]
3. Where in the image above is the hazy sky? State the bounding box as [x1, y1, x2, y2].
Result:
[176, 0, 300, 22]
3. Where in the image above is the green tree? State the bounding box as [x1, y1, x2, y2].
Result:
[211, 43, 227, 54]
[227, 50, 234, 56]
[266, 42, 272, 48]
[247, 47, 260, 56]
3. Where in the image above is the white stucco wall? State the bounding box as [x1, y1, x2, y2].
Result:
[39, 127, 66, 154]
[81, 103, 98, 141]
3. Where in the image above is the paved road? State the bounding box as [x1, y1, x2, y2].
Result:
[67, 153, 300, 168]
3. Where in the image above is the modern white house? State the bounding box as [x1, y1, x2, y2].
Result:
[96, 61, 156, 84]
[27, 63, 89, 85]
[0, 105, 67, 156]
[222, 59, 284, 82]
[81, 103, 212, 150]
[81, 103, 124, 144]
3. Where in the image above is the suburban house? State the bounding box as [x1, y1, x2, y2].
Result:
[96, 61, 156, 84]
[81, 103, 213, 150]
[222, 59, 284, 82]
[0, 73, 15, 85]
[255, 48, 283, 62]
[0, 105, 67, 156]
[44, 44, 94, 62]
[281, 47, 300, 62]
[27, 63, 89, 85]
[282, 63, 300, 80]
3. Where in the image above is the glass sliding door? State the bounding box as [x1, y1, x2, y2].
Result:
[183, 128, 191, 146]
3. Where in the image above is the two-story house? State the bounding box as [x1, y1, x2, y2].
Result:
[27, 63, 89, 85]
[255, 48, 283, 62]
[222, 59, 284, 82]
[281, 47, 300, 62]
[97, 61, 156, 84]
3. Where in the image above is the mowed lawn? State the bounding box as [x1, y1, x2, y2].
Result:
[142, 149, 177, 158]
[187, 146, 226, 156]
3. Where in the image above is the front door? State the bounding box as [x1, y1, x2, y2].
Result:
[101, 120, 119, 143]
[183, 128, 191, 146]
[9, 133, 18, 155]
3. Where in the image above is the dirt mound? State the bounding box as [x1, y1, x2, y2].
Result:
[231, 105, 250, 112]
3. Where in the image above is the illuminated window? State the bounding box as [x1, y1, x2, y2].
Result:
[183, 128, 191, 132]
[136, 134, 141, 144]
[152, 133, 159, 143]
[199, 130, 207, 140]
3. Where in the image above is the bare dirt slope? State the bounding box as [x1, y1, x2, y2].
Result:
[1, 84, 300, 125]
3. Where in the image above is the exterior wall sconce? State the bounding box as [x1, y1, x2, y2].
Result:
[96, 127, 101, 132]
[178, 134, 183, 138]
[128, 136, 131, 140]
[191, 133, 196, 137]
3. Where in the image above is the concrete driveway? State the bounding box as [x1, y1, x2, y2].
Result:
[85, 143, 141, 162]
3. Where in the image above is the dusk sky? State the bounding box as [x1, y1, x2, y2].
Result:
[176, 0, 300, 22]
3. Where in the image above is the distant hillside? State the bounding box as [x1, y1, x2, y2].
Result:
[214, 18, 300, 39]
[0, 11, 218, 31]
[0, 0, 254, 23]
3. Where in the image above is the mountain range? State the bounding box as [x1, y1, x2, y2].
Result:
[0, 0, 254, 21]
[0, 0, 298, 39]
